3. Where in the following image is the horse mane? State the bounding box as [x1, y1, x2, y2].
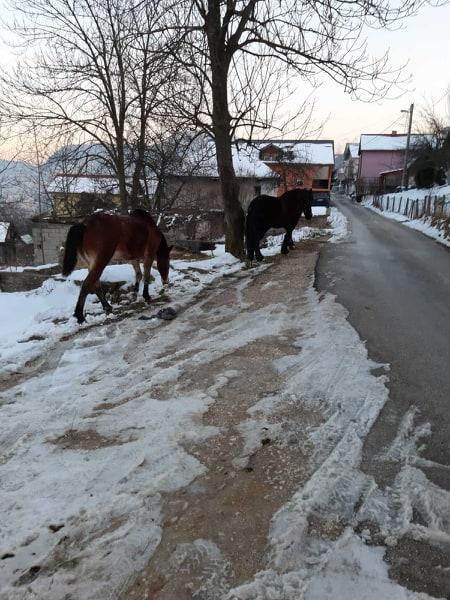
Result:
[157, 232, 169, 256]
[129, 208, 157, 225]
[130, 209, 169, 255]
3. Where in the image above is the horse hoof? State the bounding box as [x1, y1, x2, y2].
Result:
[281, 248, 289, 255]
[144, 296, 152, 304]
[75, 314, 86, 324]
[104, 305, 113, 314]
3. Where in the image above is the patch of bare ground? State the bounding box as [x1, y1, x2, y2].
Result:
[48, 428, 133, 450]
[121, 241, 327, 600]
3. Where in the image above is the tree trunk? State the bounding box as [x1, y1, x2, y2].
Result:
[116, 146, 129, 213]
[214, 125, 245, 258]
[207, 2, 245, 259]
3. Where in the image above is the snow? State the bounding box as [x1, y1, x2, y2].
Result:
[327, 207, 349, 243]
[0, 263, 58, 272]
[233, 140, 334, 173]
[360, 134, 424, 152]
[0, 251, 240, 376]
[304, 531, 436, 600]
[362, 186, 450, 248]
[185, 138, 335, 179]
[0, 222, 10, 243]
[0, 218, 345, 599]
[227, 283, 446, 600]
[1, 209, 443, 599]
[47, 174, 122, 194]
[347, 143, 359, 159]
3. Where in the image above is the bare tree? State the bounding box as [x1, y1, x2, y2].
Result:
[143, 128, 217, 213]
[163, 0, 446, 257]
[413, 93, 450, 187]
[0, 0, 174, 211]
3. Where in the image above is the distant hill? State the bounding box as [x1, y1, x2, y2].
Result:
[0, 159, 42, 216]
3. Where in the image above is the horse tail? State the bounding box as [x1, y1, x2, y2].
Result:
[62, 223, 86, 276]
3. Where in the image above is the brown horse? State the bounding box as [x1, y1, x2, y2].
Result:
[62, 209, 172, 323]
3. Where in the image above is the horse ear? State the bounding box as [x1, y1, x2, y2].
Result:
[168, 245, 174, 254]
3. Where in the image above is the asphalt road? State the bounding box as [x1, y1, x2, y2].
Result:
[316, 194, 450, 597]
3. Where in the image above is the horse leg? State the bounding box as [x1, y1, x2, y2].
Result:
[281, 227, 295, 254]
[95, 282, 113, 315]
[74, 263, 106, 323]
[132, 260, 142, 294]
[254, 225, 267, 262]
[288, 230, 295, 249]
[142, 254, 155, 303]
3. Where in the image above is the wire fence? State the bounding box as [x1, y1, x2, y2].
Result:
[372, 194, 450, 220]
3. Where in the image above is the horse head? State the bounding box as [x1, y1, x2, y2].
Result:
[156, 235, 173, 285]
[302, 189, 313, 221]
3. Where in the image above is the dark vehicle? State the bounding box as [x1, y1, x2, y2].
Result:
[312, 191, 330, 208]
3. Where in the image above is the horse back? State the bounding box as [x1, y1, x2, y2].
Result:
[248, 195, 282, 224]
[82, 212, 159, 262]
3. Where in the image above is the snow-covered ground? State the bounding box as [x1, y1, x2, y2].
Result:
[0, 212, 344, 378]
[2, 208, 445, 600]
[363, 185, 450, 248]
[0, 249, 240, 376]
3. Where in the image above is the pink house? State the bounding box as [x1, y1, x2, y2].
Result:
[357, 132, 422, 193]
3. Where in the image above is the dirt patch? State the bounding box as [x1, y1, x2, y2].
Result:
[121, 243, 325, 600]
[48, 428, 132, 450]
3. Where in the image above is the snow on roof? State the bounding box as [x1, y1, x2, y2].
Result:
[232, 144, 276, 178]
[21, 234, 33, 245]
[47, 175, 122, 195]
[190, 139, 335, 179]
[360, 134, 423, 152]
[242, 140, 335, 165]
[47, 175, 153, 195]
[0, 222, 10, 243]
[346, 143, 359, 158]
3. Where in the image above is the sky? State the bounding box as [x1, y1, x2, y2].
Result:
[314, 2, 450, 152]
[0, 1, 449, 157]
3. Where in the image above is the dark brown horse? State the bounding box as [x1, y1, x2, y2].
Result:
[246, 188, 313, 262]
[62, 209, 172, 323]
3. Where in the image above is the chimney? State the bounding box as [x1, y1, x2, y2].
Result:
[391, 130, 397, 135]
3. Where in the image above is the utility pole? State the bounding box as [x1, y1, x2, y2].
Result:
[401, 103, 414, 190]
[32, 125, 46, 264]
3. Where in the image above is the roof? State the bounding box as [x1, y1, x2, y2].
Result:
[47, 175, 122, 195]
[359, 134, 423, 152]
[47, 174, 154, 195]
[344, 143, 359, 159]
[240, 139, 335, 166]
[0, 222, 10, 243]
[183, 138, 335, 179]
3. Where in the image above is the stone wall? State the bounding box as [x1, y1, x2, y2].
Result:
[0, 265, 61, 293]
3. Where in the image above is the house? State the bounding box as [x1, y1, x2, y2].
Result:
[341, 143, 359, 194]
[0, 222, 34, 266]
[254, 140, 335, 200]
[47, 174, 126, 217]
[167, 139, 335, 211]
[356, 132, 423, 195]
[35, 137, 334, 260]
[162, 138, 334, 240]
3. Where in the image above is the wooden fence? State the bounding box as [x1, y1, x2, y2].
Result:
[372, 194, 450, 220]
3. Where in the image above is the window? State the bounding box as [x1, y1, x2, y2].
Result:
[312, 179, 329, 189]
